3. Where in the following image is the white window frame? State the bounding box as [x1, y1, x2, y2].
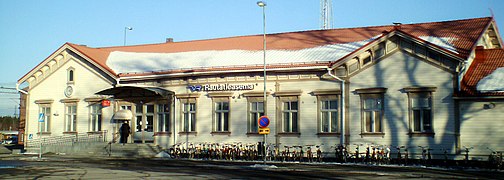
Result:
[65, 104, 77, 132]
[356, 88, 387, 135]
[249, 101, 264, 133]
[39, 105, 51, 133]
[362, 97, 383, 133]
[214, 101, 230, 132]
[404, 87, 436, 135]
[320, 98, 339, 133]
[157, 103, 170, 132]
[411, 95, 432, 132]
[145, 104, 154, 133]
[182, 102, 197, 132]
[282, 99, 299, 133]
[89, 103, 102, 132]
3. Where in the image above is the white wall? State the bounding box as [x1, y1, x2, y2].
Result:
[163, 78, 341, 152]
[26, 54, 114, 145]
[459, 101, 504, 159]
[348, 51, 456, 156]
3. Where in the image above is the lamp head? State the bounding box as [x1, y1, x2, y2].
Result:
[257, 1, 266, 7]
[126, 27, 133, 30]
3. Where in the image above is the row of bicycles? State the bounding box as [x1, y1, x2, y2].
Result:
[165, 142, 503, 170]
[167, 142, 324, 162]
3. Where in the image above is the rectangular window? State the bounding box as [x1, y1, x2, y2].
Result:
[65, 104, 77, 132]
[356, 88, 387, 135]
[386, 37, 398, 53]
[89, 104, 102, 132]
[363, 56, 372, 65]
[373, 43, 385, 59]
[428, 51, 439, 61]
[120, 105, 132, 110]
[249, 101, 264, 133]
[146, 104, 154, 132]
[157, 104, 170, 132]
[136, 104, 143, 132]
[214, 102, 229, 132]
[410, 93, 433, 133]
[182, 102, 196, 132]
[401, 40, 413, 52]
[282, 100, 299, 133]
[320, 99, 338, 133]
[363, 98, 382, 133]
[39, 106, 51, 132]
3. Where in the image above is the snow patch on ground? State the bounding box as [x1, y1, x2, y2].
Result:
[155, 151, 171, 158]
[250, 164, 278, 169]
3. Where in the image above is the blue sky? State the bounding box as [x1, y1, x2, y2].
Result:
[0, 0, 503, 116]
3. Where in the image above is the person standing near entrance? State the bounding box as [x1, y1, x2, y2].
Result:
[119, 121, 131, 145]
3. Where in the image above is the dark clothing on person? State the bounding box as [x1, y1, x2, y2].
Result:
[119, 122, 130, 144]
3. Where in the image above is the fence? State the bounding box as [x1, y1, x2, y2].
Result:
[26, 131, 108, 149]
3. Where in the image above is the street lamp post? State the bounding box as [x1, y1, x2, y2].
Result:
[124, 27, 133, 46]
[257, 0, 267, 164]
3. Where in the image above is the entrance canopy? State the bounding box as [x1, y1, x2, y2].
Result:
[96, 86, 174, 99]
[113, 109, 133, 120]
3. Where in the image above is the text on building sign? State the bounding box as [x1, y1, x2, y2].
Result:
[188, 84, 255, 92]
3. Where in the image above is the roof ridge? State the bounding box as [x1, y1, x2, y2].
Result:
[74, 17, 492, 50]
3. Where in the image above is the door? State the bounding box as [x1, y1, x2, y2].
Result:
[134, 104, 154, 143]
[118, 105, 133, 143]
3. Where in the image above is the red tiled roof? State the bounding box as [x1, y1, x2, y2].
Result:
[460, 47, 504, 96]
[68, 17, 492, 76]
[19, 17, 493, 81]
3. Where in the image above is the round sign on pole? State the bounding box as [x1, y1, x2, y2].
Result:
[258, 116, 270, 128]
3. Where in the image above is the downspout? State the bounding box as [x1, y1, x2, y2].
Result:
[455, 61, 466, 154]
[16, 82, 28, 149]
[173, 95, 177, 146]
[327, 68, 345, 145]
[16, 83, 28, 95]
[456, 61, 467, 92]
[116, 77, 121, 87]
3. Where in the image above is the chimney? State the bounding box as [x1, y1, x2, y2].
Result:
[166, 38, 174, 43]
[475, 46, 485, 61]
[392, 22, 402, 30]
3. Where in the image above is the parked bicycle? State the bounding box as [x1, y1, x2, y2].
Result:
[487, 147, 503, 170]
[462, 146, 473, 166]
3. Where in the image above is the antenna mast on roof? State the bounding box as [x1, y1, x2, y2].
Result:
[320, 0, 333, 29]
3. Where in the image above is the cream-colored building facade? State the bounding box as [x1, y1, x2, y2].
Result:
[18, 17, 504, 159]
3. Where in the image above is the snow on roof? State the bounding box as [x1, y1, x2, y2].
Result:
[477, 67, 504, 92]
[419, 36, 458, 54]
[106, 36, 379, 74]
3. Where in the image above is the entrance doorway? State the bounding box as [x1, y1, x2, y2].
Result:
[134, 104, 154, 143]
[97, 85, 175, 144]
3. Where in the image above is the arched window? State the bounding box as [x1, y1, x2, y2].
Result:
[67, 68, 75, 83]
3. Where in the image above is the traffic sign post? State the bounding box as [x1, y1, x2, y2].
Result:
[259, 128, 269, 134]
[258, 116, 270, 164]
[258, 116, 270, 128]
[38, 113, 44, 159]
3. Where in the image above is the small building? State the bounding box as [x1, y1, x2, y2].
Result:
[17, 17, 504, 159]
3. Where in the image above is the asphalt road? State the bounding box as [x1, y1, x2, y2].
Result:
[1, 155, 503, 179]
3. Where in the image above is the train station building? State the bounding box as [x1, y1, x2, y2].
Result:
[17, 17, 504, 158]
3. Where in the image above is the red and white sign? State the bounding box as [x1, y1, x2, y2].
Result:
[102, 100, 111, 107]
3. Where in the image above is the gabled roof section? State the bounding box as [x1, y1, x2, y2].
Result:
[460, 47, 504, 96]
[24, 17, 494, 80]
[18, 43, 118, 85]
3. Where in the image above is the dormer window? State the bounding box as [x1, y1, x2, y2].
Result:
[67, 68, 75, 84]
